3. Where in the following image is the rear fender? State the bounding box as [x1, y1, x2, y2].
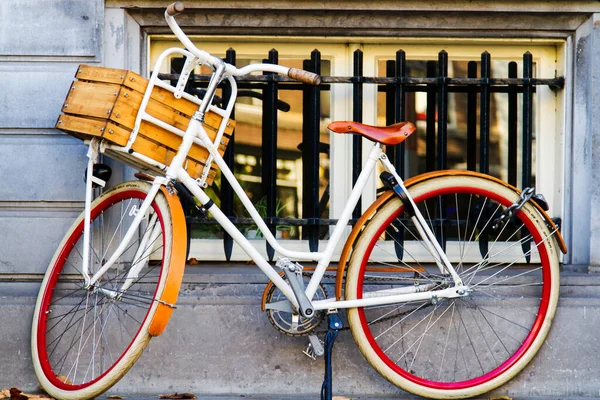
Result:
[333, 170, 567, 300]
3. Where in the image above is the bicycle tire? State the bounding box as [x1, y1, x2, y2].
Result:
[31, 181, 175, 400]
[345, 175, 560, 399]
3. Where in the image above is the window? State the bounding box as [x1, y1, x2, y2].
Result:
[149, 37, 564, 261]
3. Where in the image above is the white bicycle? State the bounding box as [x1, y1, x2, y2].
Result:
[31, 2, 567, 399]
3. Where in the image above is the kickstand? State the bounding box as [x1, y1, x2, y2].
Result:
[320, 312, 343, 400]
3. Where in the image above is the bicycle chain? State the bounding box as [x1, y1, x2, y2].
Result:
[266, 270, 438, 337]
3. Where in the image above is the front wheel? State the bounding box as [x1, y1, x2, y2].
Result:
[31, 181, 175, 400]
[345, 175, 560, 399]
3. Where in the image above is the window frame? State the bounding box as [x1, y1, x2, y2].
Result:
[148, 36, 566, 261]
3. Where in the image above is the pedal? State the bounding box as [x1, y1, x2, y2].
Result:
[303, 334, 324, 360]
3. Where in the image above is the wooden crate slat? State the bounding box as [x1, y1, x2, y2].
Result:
[76, 65, 129, 85]
[57, 114, 106, 139]
[103, 121, 134, 146]
[130, 137, 217, 182]
[122, 70, 149, 93]
[111, 87, 192, 133]
[135, 120, 229, 163]
[63, 81, 120, 119]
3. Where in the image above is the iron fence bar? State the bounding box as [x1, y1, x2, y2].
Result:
[302, 49, 322, 252]
[159, 74, 552, 93]
[322, 77, 562, 86]
[160, 72, 563, 88]
[436, 51, 449, 252]
[395, 50, 407, 177]
[221, 48, 237, 261]
[262, 49, 279, 261]
[391, 85, 536, 94]
[426, 60, 437, 172]
[352, 49, 364, 221]
[385, 60, 396, 163]
[480, 51, 491, 174]
[186, 216, 358, 226]
[437, 51, 448, 171]
[467, 61, 477, 172]
[522, 52, 534, 189]
[390, 51, 408, 260]
[508, 61, 518, 186]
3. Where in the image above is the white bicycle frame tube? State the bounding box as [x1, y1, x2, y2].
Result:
[81, 155, 95, 283]
[379, 155, 463, 286]
[120, 212, 161, 293]
[176, 120, 466, 310]
[87, 180, 163, 287]
[81, 10, 466, 310]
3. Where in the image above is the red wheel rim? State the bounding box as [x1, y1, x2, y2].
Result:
[36, 189, 165, 390]
[356, 186, 552, 390]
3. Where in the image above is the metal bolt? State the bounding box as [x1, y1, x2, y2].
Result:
[334, 323, 340, 328]
[120, 75, 125, 79]
[108, 129, 114, 134]
[115, 113, 121, 118]
[220, 140, 225, 145]
[130, 77, 135, 82]
[123, 92, 129, 98]
[57, 120, 62, 124]
[63, 104, 68, 108]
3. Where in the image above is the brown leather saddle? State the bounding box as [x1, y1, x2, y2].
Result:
[328, 121, 416, 145]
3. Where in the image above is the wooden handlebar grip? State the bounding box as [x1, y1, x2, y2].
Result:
[288, 68, 322, 85]
[166, 2, 185, 16]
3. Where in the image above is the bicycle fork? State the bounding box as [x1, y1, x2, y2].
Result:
[81, 140, 165, 293]
[378, 154, 464, 288]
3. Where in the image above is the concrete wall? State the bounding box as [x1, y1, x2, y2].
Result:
[2, 1, 600, 398]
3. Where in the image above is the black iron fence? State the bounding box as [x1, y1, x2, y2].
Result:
[160, 48, 564, 260]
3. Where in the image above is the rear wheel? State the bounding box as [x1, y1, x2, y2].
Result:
[31, 181, 174, 400]
[345, 175, 560, 399]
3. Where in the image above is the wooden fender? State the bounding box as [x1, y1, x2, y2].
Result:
[148, 185, 187, 336]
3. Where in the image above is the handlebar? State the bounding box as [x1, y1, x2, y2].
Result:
[166, 1, 184, 16]
[288, 68, 322, 85]
[164, 2, 321, 85]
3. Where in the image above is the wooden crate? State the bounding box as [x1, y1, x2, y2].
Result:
[56, 64, 235, 185]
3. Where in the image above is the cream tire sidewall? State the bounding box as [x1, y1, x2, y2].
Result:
[31, 181, 174, 400]
[345, 176, 560, 399]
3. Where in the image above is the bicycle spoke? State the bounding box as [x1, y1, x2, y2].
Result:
[35, 184, 169, 391]
[347, 178, 559, 393]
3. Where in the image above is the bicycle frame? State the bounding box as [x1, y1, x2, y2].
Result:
[80, 41, 469, 312]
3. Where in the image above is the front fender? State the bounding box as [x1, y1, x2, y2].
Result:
[148, 185, 187, 336]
